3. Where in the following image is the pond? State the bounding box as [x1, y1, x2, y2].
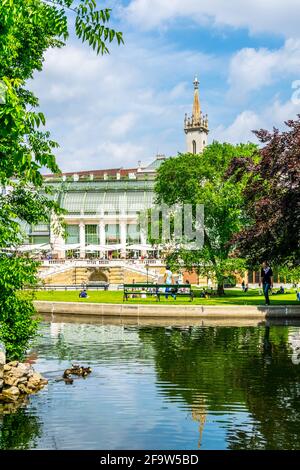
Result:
[1, 319, 300, 450]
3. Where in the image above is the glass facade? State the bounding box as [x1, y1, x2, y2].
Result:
[127, 224, 140, 243]
[58, 186, 155, 216]
[29, 235, 50, 245]
[66, 225, 80, 244]
[105, 224, 120, 244]
[85, 225, 99, 245]
[84, 193, 103, 215]
[61, 192, 85, 214]
[31, 224, 50, 233]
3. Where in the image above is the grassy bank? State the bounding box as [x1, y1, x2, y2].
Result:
[33, 288, 299, 306]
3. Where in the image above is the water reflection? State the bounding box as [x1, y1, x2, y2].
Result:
[0, 322, 300, 450]
[0, 407, 41, 450]
[289, 331, 300, 365]
[139, 326, 300, 449]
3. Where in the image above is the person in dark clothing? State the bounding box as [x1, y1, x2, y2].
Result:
[273, 286, 284, 295]
[259, 261, 273, 305]
[79, 289, 88, 298]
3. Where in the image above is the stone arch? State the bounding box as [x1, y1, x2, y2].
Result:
[88, 269, 108, 283]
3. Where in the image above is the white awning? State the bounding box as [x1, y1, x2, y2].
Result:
[85, 244, 109, 252]
[127, 244, 156, 251]
[18, 244, 47, 252]
[40, 244, 52, 251]
[85, 244, 124, 252]
[102, 244, 123, 251]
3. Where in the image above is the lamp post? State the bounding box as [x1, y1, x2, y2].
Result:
[48, 241, 54, 261]
[146, 264, 149, 284]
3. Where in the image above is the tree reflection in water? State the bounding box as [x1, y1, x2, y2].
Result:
[1, 322, 299, 450]
[0, 406, 41, 450]
[139, 325, 300, 450]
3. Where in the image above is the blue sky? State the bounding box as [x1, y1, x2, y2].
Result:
[30, 0, 300, 172]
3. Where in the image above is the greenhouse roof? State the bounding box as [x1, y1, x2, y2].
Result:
[58, 189, 155, 215]
[140, 155, 167, 171]
[45, 179, 155, 192]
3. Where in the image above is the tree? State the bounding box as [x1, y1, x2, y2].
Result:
[1, 0, 123, 188]
[227, 117, 300, 266]
[154, 142, 256, 294]
[0, 0, 123, 359]
[277, 265, 300, 286]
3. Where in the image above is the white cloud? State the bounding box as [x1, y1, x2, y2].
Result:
[212, 110, 262, 143]
[29, 39, 217, 171]
[57, 141, 145, 172]
[228, 39, 300, 100]
[124, 0, 300, 38]
[108, 113, 137, 138]
[169, 82, 189, 100]
[212, 97, 300, 144]
[264, 96, 300, 125]
[26, 2, 300, 173]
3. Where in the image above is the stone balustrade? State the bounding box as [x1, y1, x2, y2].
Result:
[42, 259, 164, 268]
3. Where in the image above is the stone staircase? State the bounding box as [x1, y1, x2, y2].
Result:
[39, 262, 73, 279]
[72, 267, 88, 285]
[38, 261, 164, 287]
[39, 266, 89, 285]
[108, 266, 124, 285]
[123, 263, 159, 282]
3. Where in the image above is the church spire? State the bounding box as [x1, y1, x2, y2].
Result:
[184, 77, 209, 154]
[192, 76, 201, 123]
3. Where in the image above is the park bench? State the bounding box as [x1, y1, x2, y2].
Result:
[123, 283, 194, 302]
[86, 282, 109, 290]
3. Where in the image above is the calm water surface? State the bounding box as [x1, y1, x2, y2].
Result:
[1, 321, 300, 450]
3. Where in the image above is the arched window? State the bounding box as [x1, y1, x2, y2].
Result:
[192, 140, 196, 154]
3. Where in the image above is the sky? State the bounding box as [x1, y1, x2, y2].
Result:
[30, 0, 300, 172]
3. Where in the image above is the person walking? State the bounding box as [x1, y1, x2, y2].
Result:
[260, 261, 273, 305]
[164, 265, 176, 299]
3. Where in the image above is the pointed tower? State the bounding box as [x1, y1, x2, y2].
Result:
[184, 77, 209, 154]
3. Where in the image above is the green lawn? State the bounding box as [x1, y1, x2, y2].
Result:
[34, 288, 300, 306]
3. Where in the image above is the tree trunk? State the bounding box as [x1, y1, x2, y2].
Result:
[217, 283, 225, 296]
